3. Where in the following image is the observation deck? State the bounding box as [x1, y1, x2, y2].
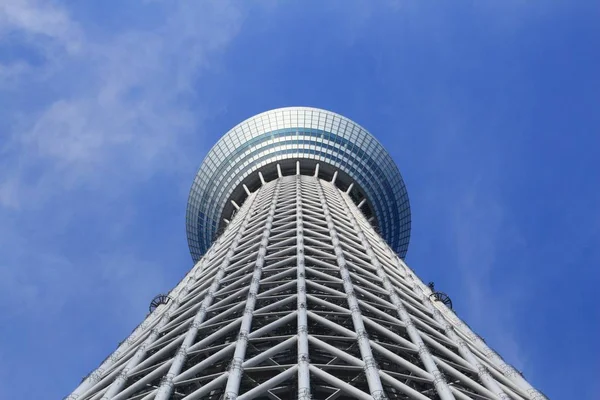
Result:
[186, 107, 411, 262]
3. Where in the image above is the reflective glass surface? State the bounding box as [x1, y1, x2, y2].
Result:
[187, 107, 411, 261]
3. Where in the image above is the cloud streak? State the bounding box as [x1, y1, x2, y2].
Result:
[2, 1, 244, 206]
[0, 2, 245, 397]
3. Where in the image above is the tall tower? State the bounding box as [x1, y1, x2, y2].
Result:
[67, 108, 546, 400]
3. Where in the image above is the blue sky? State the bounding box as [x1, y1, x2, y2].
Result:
[0, 1, 598, 399]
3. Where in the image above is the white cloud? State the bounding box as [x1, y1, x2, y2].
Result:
[0, 1, 244, 208]
[0, 1, 245, 323]
[0, 0, 81, 51]
[0, 9, 245, 396]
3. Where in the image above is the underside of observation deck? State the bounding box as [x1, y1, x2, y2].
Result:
[219, 159, 379, 238]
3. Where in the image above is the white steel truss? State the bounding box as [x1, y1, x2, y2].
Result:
[66, 172, 546, 400]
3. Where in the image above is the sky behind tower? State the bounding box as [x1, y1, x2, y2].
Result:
[0, 1, 598, 399]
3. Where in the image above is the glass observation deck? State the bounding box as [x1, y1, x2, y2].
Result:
[186, 107, 411, 262]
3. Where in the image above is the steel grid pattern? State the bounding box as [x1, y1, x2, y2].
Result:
[67, 174, 546, 400]
[186, 107, 411, 261]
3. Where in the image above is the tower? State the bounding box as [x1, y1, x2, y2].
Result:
[66, 107, 546, 400]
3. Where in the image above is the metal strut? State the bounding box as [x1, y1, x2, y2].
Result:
[337, 184, 456, 400]
[152, 190, 261, 400]
[296, 173, 311, 398]
[223, 179, 282, 399]
[315, 179, 387, 400]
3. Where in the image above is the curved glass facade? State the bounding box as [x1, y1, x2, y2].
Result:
[186, 107, 411, 261]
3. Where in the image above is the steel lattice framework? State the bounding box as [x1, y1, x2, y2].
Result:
[66, 109, 547, 400]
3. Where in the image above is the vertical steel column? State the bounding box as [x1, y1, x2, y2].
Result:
[224, 179, 282, 399]
[296, 173, 311, 400]
[315, 179, 386, 400]
[153, 190, 260, 400]
[337, 186, 456, 400]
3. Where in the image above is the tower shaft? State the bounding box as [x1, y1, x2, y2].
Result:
[68, 174, 546, 400]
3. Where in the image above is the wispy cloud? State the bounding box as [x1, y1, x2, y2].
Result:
[1, 1, 244, 208]
[451, 177, 529, 368]
[0, 0, 244, 374]
[417, 115, 535, 374]
[0, 0, 81, 49]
